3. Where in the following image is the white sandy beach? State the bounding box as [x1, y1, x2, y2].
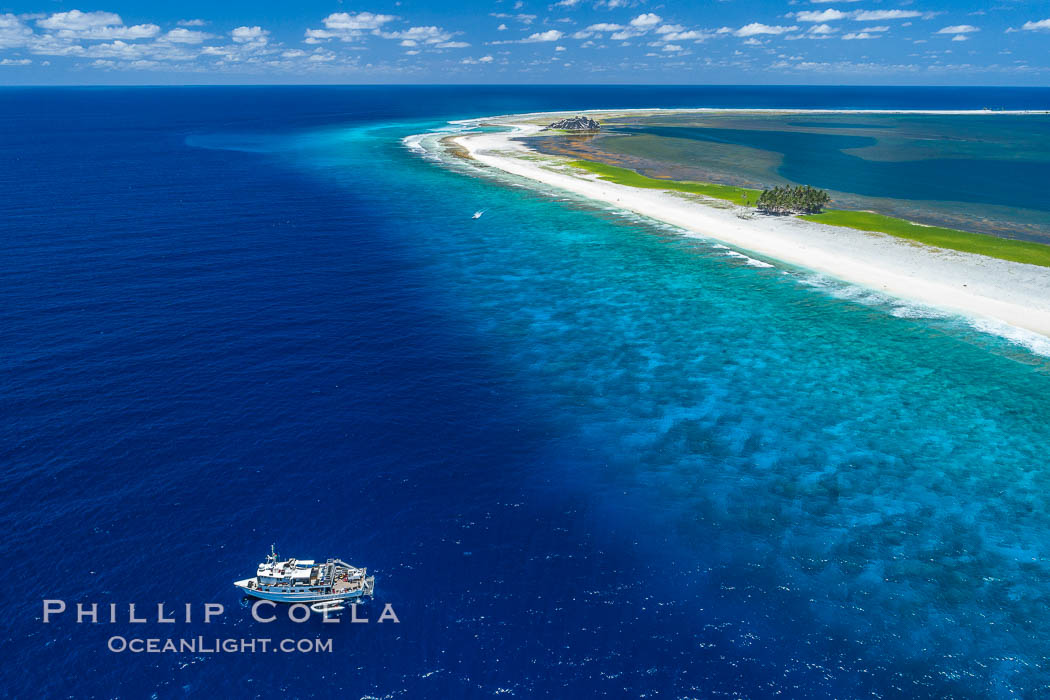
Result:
[442, 111, 1050, 343]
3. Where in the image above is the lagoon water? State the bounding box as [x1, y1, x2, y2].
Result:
[542, 111, 1050, 241]
[3, 86, 1050, 697]
[621, 118, 1050, 213]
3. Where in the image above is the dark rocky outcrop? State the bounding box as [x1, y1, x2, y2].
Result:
[543, 116, 601, 131]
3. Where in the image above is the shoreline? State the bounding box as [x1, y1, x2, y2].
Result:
[433, 111, 1050, 344]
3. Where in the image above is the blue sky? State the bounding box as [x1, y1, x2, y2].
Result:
[0, 0, 1048, 84]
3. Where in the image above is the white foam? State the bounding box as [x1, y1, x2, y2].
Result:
[723, 249, 774, 268]
[798, 274, 953, 319]
[889, 305, 951, 320]
[970, 319, 1050, 358]
[795, 274, 1049, 353]
[401, 134, 426, 153]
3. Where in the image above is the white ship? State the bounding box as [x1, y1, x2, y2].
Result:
[234, 545, 374, 606]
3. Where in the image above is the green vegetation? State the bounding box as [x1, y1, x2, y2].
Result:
[757, 185, 831, 215]
[567, 158, 1050, 268]
[568, 160, 762, 206]
[801, 210, 1050, 268]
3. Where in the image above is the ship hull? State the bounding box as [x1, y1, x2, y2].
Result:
[234, 585, 369, 604]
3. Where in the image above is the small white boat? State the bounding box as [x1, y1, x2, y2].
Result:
[233, 545, 374, 604]
[310, 601, 345, 613]
[472, 210, 484, 219]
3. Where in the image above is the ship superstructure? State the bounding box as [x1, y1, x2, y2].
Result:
[234, 545, 374, 604]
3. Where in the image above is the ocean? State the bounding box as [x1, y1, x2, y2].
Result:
[3, 85, 1050, 698]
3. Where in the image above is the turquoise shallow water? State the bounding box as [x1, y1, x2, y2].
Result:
[312, 119, 1050, 692]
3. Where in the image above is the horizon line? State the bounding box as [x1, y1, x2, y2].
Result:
[2, 82, 1050, 89]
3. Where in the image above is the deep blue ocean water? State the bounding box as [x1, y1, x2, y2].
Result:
[3, 86, 1050, 698]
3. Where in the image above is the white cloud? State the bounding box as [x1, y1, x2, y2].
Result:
[83, 40, 148, 59]
[808, 24, 838, 35]
[736, 23, 799, 37]
[650, 24, 714, 42]
[852, 10, 921, 21]
[585, 15, 674, 41]
[26, 35, 87, 56]
[8, 4, 1028, 76]
[374, 24, 468, 50]
[771, 58, 919, 72]
[793, 8, 925, 24]
[200, 37, 274, 62]
[0, 14, 33, 49]
[379, 26, 456, 45]
[304, 12, 397, 42]
[37, 10, 122, 31]
[629, 13, 662, 28]
[489, 28, 565, 44]
[231, 26, 268, 44]
[490, 12, 536, 24]
[0, 57, 30, 65]
[71, 24, 160, 40]
[35, 10, 159, 41]
[523, 29, 564, 41]
[795, 9, 847, 22]
[660, 29, 712, 41]
[324, 12, 397, 31]
[160, 28, 212, 44]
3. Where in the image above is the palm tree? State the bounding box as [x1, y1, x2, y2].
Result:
[757, 185, 830, 215]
